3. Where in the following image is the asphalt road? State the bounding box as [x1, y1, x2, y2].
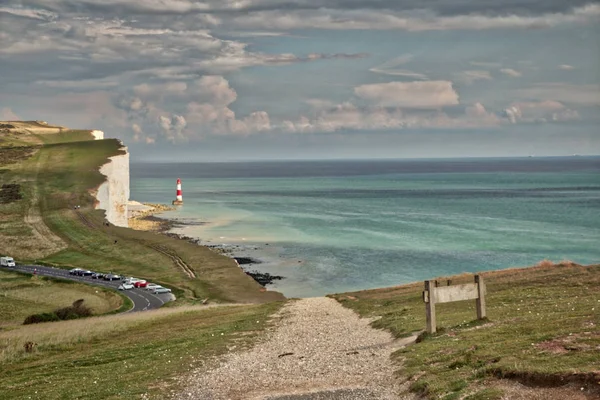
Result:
[3, 264, 173, 312]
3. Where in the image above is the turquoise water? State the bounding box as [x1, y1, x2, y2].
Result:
[131, 158, 600, 297]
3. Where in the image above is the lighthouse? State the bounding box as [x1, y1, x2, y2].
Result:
[172, 178, 183, 205]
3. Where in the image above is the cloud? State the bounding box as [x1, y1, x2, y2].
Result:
[0, 6, 57, 20]
[500, 68, 522, 77]
[354, 81, 459, 108]
[558, 64, 575, 70]
[158, 114, 187, 142]
[515, 83, 600, 106]
[281, 100, 503, 133]
[455, 70, 493, 85]
[504, 100, 580, 123]
[369, 55, 428, 79]
[225, 4, 600, 31]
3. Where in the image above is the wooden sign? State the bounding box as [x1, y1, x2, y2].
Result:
[423, 275, 486, 333]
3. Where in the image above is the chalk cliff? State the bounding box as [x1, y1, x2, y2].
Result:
[91, 130, 104, 140]
[95, 142, 130, 227]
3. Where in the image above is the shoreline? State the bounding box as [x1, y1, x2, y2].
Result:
[127, 202, 286, 286]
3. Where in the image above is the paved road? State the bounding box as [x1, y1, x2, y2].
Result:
[3, 264, 173, 312]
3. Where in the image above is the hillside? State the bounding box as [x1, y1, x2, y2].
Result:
[0, 121, 284, 304]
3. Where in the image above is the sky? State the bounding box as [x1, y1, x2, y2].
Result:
[1, 1, 599, 161]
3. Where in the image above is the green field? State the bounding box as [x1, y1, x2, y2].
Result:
[0, 301, 284, 399]
[0, 269, 125, 329]
[0, 127, 283, 304]
[331, 262, 600, 399]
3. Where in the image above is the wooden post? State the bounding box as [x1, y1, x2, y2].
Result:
[475, 275, 486, 319]
[425, 280, 436, 333]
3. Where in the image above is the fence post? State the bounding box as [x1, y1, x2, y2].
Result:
[425, 280, 437, 333]
[475, 275, 486, 319]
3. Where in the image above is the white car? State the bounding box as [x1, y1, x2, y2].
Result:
[118, 283, 134, 290]
[153, 287, 171, 294]
[145, 283, 161, 291]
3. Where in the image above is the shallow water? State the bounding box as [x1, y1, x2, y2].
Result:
[131, 157, 600, 297]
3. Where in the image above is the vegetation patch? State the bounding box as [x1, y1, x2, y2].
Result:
[331, 262, 600, 399]
[24, 298, 93, 325]
[0, 183, 22, 204]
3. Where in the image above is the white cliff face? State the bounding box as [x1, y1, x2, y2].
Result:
[95, 147, 129, 227]
[91, 130, 104, 140]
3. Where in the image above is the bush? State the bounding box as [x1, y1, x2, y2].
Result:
[23, 312, 60, 325]
[23, 299, 92, 325]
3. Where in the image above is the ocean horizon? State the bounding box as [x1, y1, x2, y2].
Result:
[131, 156, 600, 297]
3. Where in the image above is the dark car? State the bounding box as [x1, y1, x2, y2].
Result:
[81, 270, 93, 277]
[91, 273, 104, 279]
[69, 268, 82, 275]
[104, 274, 120, 281]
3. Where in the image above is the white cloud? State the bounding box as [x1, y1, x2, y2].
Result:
[558, 64, 575, 70]
[369, 55, 428, 79]
[455, 70, 493, 85]
[227, 4, 600, 31]
[0, 7, 57, 21]
[504, 100, 580, 123]
[158, 114, 187, 142]
[500, 68, 522, 77]
[354, 81, 459, 108]
[515, 83, 600, 106]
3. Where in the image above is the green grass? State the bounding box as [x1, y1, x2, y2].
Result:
[0, 132, 284, 304]
[0, 269, 123, 328]
[330, 262, 600, 399]
[0, 301, 284, 399]
[34, 130, 94, 144]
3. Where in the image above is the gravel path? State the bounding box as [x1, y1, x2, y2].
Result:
[175, 297, 415, 400]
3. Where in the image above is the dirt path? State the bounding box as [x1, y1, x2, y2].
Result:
[175, 297, 416, 400]
[147, 244, 196, 279]
[22, 150, 67, 258]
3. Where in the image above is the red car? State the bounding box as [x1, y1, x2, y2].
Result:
[133, 281, 147, 288]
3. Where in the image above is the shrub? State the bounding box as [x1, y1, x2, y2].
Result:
[23, 299, 92, 325]
[23, 312, 60, 325]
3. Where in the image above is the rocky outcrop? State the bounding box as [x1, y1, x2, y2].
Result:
[95, 143, 129, 227]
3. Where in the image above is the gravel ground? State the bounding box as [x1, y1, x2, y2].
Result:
[175, 297, 415, 400]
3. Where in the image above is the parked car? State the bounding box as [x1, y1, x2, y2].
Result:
[69, 268, 82, 275]
[123, 277, 144, 285]
[1, 256, 16, 267]
[81, 270, 93, 277]
[133, 281, 148, 288]
[103, 274, 120, 281]
[91, 272, 104, 279]
[153, 287, 171, 294]
[145, 283, 161, 291]
[118, 283, 134, 290]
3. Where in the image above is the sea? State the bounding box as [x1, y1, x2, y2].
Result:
[130, 157, 600, 298]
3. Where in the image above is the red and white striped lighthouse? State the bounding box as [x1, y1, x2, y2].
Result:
[172, 178, 183, 205]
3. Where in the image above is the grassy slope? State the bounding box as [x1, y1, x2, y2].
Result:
[0, 269, 124, 328]
[0, 132, 283, 304]
[330, 262, 600, 399]
[0, 301, 284, 399]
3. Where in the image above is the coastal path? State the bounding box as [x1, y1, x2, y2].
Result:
[175, 297, 417, 400]
[5, 264, 172, 312]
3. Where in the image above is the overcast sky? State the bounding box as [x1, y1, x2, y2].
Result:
[1, 1, 599, 161]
